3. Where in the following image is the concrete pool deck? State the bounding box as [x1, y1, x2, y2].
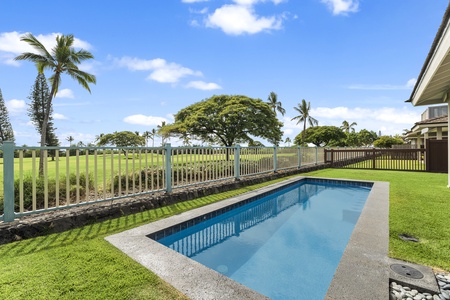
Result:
[106, 176, 390, 299]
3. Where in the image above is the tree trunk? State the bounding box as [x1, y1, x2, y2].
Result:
[39, 84, 56, 176]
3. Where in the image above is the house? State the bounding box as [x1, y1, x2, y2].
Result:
[405, 105, 448, 148]
[407, 3, 450, 186]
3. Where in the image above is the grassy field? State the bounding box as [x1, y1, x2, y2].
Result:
[0, 169, 448, 299]
[0, 152, 301, 195]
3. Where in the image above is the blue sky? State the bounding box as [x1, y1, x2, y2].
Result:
[0, 0, 448, 146]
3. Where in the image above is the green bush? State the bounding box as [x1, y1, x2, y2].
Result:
[10, 173, 95, 211]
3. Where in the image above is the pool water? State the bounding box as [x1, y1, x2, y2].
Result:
[157, 180, 371, 299]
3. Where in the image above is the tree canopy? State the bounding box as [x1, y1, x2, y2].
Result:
[97, 131, 145, 148]
[163, 95, 283, 147]
[294, 126, 345, 147]
[373, 135, 404, 148]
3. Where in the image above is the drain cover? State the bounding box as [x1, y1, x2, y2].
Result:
[390, 264, 424, 279]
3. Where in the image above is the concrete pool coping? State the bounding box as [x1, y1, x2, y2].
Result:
[105, 176, 390, 299]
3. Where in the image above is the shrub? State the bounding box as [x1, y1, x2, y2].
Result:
[11, 173, 95, 211]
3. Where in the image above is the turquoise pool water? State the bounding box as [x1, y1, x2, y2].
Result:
[157, 180, 372, 299]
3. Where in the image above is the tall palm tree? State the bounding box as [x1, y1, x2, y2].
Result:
[266, 91, 286, 116]
[66, 135, 74, 146]
[15, 33, 96, 174]
[150, 128, 157, 147]
[291, 99, 318, 144]
[142, 131, 151, 147]
[340, 120, 357, 133]
[157, 121, 169, 146]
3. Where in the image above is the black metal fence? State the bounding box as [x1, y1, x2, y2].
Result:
[324, 148, 427, 171]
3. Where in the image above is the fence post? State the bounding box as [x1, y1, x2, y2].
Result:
[298, 146, 301, 169]
[372, 148, 376, 169]
[3, 141, 15, 222]
[273, 146, 278, 173]
[315, 147, 318, 165]
[234, 144, 240, 181]
[331, 149, 334, 167]
[164, 143, 172, 193]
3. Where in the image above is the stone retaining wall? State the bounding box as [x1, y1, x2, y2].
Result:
[0, 164, 329, 245]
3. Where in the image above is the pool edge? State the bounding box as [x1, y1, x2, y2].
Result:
[325, 180, 390, 299]
[105, 176, 389, 300]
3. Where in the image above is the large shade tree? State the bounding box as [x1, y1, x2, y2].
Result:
[373, 135, 404, 148]
[294, 126, 345, 147]
[291, 99, 318, 144]
[266, 91, 285, 116]
[15, 33, 96, 174]
[97, 131, 145, 154]
[163, 95, 283, 152]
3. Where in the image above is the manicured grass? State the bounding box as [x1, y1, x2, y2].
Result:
[0, 176, 294, 299]
[0, 169, 448, 299]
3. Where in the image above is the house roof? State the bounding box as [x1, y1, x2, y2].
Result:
[405, 115, 449, 138]
[415, 115, 448, 125]
[408, 3, 450, 106]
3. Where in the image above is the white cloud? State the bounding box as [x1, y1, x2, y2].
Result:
[321, 0, 359, 16]
[147, 65, 201, 83]
[0, 53, 19, 66]
[114, 56, 202, 83]
[185, 80, 222, 90]
[53, 113, 68, 120]
[114, 57, 166, 71]
[0, 31, 93, 66]
[123, 114, 169, 126]
[55, 88, 75, 99]
[5, 99, 26, 115]
[206, 4, 282, 35]
[311, 106, 419, 124]
[406, 78, 417, 88]
[348, 78, 417, 90]
[283, 106, 420, 138]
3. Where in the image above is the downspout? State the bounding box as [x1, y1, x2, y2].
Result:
[448, 100, 450, 187]
[444, 89, 450, 188]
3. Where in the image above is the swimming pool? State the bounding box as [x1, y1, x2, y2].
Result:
[156, 179, 371, 299]
[105, 176, 389, 299]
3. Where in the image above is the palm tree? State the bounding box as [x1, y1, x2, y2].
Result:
[266, 91, 286, 116]
[66, 135, 74, 147]
[150, 128, 157, 147]
[94, 133, 104, 144]
[285, 137, 292, 147]
[157, 121, 169, 146]
[340, 120, 357, 133]
[142, 131, 151, 147]
[291, 99, 318, 144]
[15, 33, 96, 174]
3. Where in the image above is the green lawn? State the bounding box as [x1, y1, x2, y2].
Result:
[0, 169, 448, 299]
